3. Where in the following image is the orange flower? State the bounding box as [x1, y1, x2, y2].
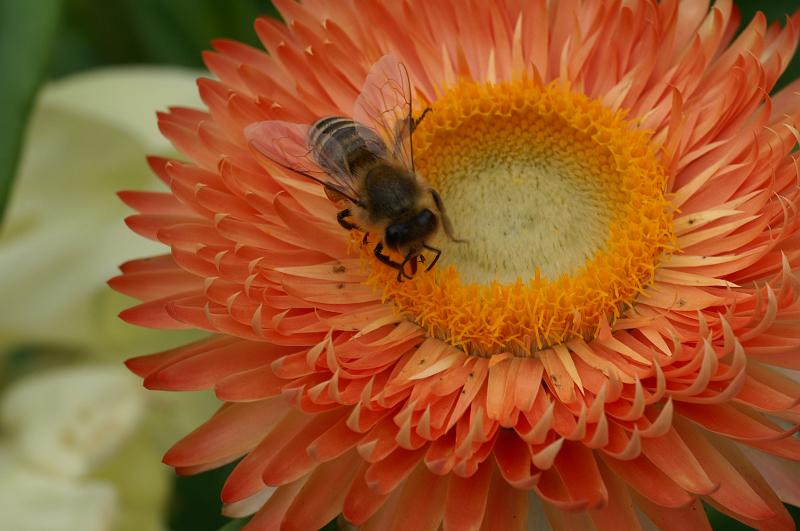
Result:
[113, 1, 800, 529]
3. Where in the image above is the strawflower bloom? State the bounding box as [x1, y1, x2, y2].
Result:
[114, 1, 800, 529]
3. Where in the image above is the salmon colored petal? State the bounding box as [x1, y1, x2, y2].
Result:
[244, 477, 307, 531]
[367, 464, 448, 531]
[125, 335, 238, 378]
[144, 341, 291, 391]
[280, 450, 362, 530]
[554, 441, 609, 510]
[341, 463, 390, 525]
[214, 364, 288, 402]
[307, 418, 364, 463]
[363, 447, 426, 496]
[598, 453, 694, 508]
[705, 438, 797, 530]
[261, 409, 348, 486]
[541, 498, 596, 531]
[675, 402, 800, 459]
[493, 428, 539, 489]
[640, 427, 718, 495]
[674, 418, 775, 522]
[480, 465, 529, 531]
[442, 459, 493, 531]
[633, 496, 711, 531]
[741, 447, 800, 508]
[221, 411, 309, 503]
[109, 269, 203, 302]
[164, 397, 288, 468]
[589, 458, 642, 531]
[119, 292, 198, 329]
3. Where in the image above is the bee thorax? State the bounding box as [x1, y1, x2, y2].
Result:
[363, 165, 421, 221]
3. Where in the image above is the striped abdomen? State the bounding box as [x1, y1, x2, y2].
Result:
[308, 117, 388, 177]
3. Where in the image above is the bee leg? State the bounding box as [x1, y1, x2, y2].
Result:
[430, 189, 467, 243]
[374, 242, 403, 270]
[422, 244, 442, 271]
[397, 252, 417, 282]
[407, 253, 419, 279]
[362, 232, 369, 245]
[412, 107, 432, 133]
[337, 208, 360, 231]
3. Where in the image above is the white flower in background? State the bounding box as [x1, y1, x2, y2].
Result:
[1, 365, 144, 477]
[0, 365, 143, 531]
[0, 66, 203, 349]
[0, 66, 216, 531]
[0, 452, 117, 531]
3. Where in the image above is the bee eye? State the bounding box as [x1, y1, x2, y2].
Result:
[417, 209, 437, 233]
[384, 223, 408, 249]
[385, 210, 437, 250]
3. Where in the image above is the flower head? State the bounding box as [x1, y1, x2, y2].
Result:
[115, 1, 800, 529]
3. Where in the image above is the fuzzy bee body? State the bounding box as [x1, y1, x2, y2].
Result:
[307, 114, 448, 272]
[246, 55, 463, 280]
[310, 117, 430, 223]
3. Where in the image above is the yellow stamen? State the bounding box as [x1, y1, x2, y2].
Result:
[369, 79, 674, 356]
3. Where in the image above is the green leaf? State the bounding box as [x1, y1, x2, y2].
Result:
[49, 0, 279, 76]
[218, 518, 251, 531]
[0, 0, 63, 224]
[168, 461, 239, 531]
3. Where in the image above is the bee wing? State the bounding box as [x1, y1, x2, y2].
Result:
[245, 120, 361, 204]
[352, 54, 415, 171]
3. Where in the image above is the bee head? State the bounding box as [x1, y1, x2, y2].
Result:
[385, 209, 438, 252]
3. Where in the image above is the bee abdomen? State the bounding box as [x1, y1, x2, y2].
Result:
[308, 116, 387, 176]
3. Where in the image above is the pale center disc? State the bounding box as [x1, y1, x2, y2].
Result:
[433, 142, 614, 285]
[426, 114, 616, 285]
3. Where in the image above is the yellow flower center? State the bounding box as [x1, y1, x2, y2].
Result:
[369, 79, 674, 356]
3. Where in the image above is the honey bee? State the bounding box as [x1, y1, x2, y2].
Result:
[246, 55, 462, 281]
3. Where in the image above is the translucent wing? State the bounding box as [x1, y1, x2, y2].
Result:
[352, 54, 415, 172]
[245, 120, 360, 204]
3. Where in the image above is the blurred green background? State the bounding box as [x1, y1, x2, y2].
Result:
[1, 1, 800, 530]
